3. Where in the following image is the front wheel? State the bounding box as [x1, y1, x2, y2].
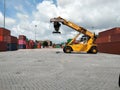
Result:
[88, 46, 98, 54]
[63, 46, 72, 53]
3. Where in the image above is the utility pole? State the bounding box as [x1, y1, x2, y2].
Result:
[4, 0, 6, 28]
[35, 25, 37, 42]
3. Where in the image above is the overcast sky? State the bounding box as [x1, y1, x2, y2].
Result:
[0, 0, 120, 43]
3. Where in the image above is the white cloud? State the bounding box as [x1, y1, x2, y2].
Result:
[6, 17, 16, 26]
[17, 13, 29, 21]
[8, 0, 120, 43]
[0, 12, 16, 28]
[14, 4, 24, 12]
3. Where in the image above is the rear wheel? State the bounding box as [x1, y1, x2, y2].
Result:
[63, 46, 72, 53]
[88, 46, 98, 54]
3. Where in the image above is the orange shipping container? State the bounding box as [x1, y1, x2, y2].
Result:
[37, 43, 41, 48]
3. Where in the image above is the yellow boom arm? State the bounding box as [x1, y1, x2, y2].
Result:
[50, 16, 94, 37]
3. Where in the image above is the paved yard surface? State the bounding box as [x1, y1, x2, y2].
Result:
[0, 48, 120, 90]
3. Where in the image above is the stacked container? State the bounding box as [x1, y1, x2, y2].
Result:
[37, 42, 41, 48]
[6, 36, 18, 51]
[0, 41, 7, 51]
[96, 27, 120, 54]
[0, 28, 10, 51]
[28, 40, 35, 49]
[18, 35, 26, 49]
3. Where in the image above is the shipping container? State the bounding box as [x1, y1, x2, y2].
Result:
[4, 36, 18, 43]
[25, 41, 35, 49]
[95, 35, 111, 43]
[97, 42, 120, 54]
[0, 41, 7, 51]
[0, 36, 18, 43]
[18, 40, 26, 45]
[37, 43, 41, 48]
[29, 40, 35, 49]
[99, 27, 120, 37]
[7, 43, 18, 51]
[26, 43, 30, 49]
[18, 44, 26, 49]
[111, 33, 120, 42]
[19, 35, 26, 40]
[0, 28, 11, 36]
[0, 36, 4, 41]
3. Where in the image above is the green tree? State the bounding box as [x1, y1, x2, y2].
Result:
[43, 41, 48, 48]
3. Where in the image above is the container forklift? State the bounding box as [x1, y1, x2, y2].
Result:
[50, 16, 98, 54]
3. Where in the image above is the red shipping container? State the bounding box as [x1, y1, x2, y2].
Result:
[0, 36, 4, 41]
[19, 35, 26, 40]
[4, 36, 18, 43]
[26, 43, 30, 49]
[99, 27, 120, 37]
[0, 41, 7, 51]
[18, 40, 26, 45]
[0, 28, 11, 36]
[28, 40, 34, 49]
[97, 42, 120, 54]
[111, 33, 120, 42]
[95, 35, 111, 44]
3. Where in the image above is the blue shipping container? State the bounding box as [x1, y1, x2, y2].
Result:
[7, 43, 18, 51]
[18, 44, 26, 49]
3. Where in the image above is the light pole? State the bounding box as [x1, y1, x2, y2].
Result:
[35, 25, 37, 42]
[4, 0, 6, 28]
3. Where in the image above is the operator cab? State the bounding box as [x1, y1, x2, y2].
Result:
[80, 35, 90, 44]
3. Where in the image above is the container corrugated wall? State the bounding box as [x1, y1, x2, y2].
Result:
[97, 42, 120, 54]
[99, 27, 120, 37]
[0, 27, 18, 51]
[0, 28, 11, 36]
[18, 35, 26, 49]
[96, 27, 120, 54]
[7, 43, 18, 51]
[0, 41, 7, 51]
[111, 34, 120, 42]
[0, 28, 10, 51]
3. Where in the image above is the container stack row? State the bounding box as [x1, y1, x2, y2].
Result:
[95, 27, 120, 54]
[0, 28, 18, 51]
[18, 36, 41, 49]
[0, 27, 42, 52]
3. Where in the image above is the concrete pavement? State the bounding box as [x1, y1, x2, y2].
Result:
[0, 48, 120, 90]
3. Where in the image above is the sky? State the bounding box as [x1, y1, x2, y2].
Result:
[0, 0, 120, 43]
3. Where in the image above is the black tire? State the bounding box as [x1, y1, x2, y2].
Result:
[63, 46, 72, 53]
[88, 46, 98, 54]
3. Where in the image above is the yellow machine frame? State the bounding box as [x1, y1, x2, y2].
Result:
[50, 17, 97, 54]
